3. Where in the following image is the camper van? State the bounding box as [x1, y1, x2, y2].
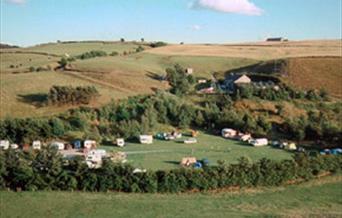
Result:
[0, 140, 10, 150]
[50, 141, 65, 150]
[139, 135, 153, 144]
[32, 141, 42, 150]
[249, 138, 268, 147]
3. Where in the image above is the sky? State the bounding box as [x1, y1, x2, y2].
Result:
[1, 0, 341, 46]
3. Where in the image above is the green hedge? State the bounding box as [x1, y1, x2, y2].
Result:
[0, 148, 341, 192]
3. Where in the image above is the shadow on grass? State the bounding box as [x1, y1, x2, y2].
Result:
[17, 93, 48, 107]
[146, 71, 164, 81]
[164, 160, 180, 166]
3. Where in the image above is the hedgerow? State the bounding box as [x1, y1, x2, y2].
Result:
[0, 148, 341, 193]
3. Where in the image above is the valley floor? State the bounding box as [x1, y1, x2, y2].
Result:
[1, 175, 341, 218]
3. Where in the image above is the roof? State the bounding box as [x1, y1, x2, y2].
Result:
[226, 74, 251, 84]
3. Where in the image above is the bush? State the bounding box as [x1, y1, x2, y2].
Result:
[48, 85, 100, 105]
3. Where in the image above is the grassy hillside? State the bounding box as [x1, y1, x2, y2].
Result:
[0, 71, 129, 118]
[23, 41, 149, 56]
[146, 40, 341, 60]
[284, 57, 342, 98]
[1, 175, 341, 217]
[1, 40, 341, 118]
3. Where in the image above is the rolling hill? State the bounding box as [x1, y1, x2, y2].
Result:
[1, 40, 341, 118]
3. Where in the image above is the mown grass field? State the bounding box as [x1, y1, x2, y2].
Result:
[1, 175, 341, 218]
[100, 133, 292, 170]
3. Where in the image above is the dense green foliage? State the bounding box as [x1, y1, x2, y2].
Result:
[76, 50, 107, 60]
[166, 65, 195, 96]
[1, 89, 341, 145]
[0, 148, 341, 192]
[48, 85, 100, 106]
[150, 41, 167, 48]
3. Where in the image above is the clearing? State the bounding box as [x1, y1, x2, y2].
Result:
[100, 133, 292, 170]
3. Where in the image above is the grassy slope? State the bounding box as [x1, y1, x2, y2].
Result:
[23, 41, 148, 56]
[0, 53, 59, 73]
[100, 133, 292, 170]
[1, 175, 341, 218]
[0, 71, 128, 118]
[284, 57, 342, 98]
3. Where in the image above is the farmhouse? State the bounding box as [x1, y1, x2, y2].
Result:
[139, 135, 153, 144]
[224, 74, 251, 92]
[266, 37, 288, 42]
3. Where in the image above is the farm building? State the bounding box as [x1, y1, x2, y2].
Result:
[139, 135, 153, 144]
[0, 140, 10, 150]
[224, 74, 251, 92]
[185, 68, 193, 75]
[180, 157, 197, 167]
[32, 141, 42, 150]
[84, 140, 97, 149]
[50, 141, 65, 150]
[266, 37, 288, 42]
[116, 138, 125, 147]
[249, 138, 268, 147]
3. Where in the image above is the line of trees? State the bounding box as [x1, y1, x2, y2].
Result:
[48, 86, 100, 105]
[0, 148, 341, 192]
[1, 89, 341, 146]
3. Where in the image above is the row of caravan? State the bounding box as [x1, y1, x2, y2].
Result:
[0, 140, 98, 151]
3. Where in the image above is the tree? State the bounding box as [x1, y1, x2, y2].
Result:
[141, 38, 145, 42]
[120, 38, 125, 43]
[58, 58, 68, 69]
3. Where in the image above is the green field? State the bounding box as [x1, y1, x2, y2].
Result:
[1, 175, 341, 217]
[100, 133, 292, 170]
